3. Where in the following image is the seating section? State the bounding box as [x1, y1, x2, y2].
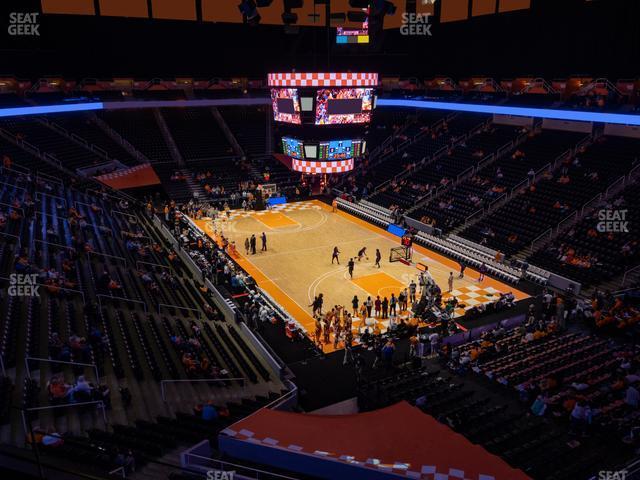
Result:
[346, 112, 484, 198]
[461, 134, 638, 256]
[0, 164, 280, 471]
[218, 106, 267, 157]
[369, 124, 521, 212]
[47, 113, 137, 166]
[529, 182, 640, 287]
[410, 129, 579, 232]
[161, 108, 232, 160]
[98, 109, 173, 162]
[357, 360, 617, 480]
[37, 393, 287, 477]
[1, 102, 640, 480]
[0, 117, 100, 171]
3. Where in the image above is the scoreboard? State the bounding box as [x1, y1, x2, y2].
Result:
[269, 72, 378, 175]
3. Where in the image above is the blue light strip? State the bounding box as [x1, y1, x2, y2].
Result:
[0, 98, 638, 127]
[0, 102, 104, 118]
[376, 99, 640, 126]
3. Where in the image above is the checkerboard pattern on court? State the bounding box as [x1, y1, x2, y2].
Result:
[442, 285, 502, 318]
[206, 201, 322, 222]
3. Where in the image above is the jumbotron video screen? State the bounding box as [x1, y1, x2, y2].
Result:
[315, 88, 374, 125]
[271, 88, 301, 124]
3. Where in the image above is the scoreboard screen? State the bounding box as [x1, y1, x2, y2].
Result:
[271, 88, 301, 124]
[318, 139, 364, 160]
[315, 88, 374, 125]
[282, 137, 304, 159]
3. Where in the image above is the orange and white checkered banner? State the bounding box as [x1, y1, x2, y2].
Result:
[268, 72, 378, 87]
[292, 159, 354, 174]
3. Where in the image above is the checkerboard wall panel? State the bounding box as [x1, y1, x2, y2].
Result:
[292, 159, 354, 174]
[268, 72, 378, 87]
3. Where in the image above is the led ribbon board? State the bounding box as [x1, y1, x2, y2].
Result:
[291, 158, 354, 174]
[0, 102, 104, 117]
[267, 73, 378, 87]
[376, 99, 640, 126]
[0, 99, 639, 127]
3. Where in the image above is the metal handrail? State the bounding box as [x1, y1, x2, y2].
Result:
[556, 211, 578, 233]
[21, 401, 108, 437]
[529, 228, 553, 253]
[88, 250, 128, 264]
[621, 265, 640, 287]
[97, 293, 147, 312]
[160, 378, 245, 401]
[136, 260, 170, 270]
[35, 191, 68, 205]
[25, 356, 100, 383]
[157, 303, 202, 318]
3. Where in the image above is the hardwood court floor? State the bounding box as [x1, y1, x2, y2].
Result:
[194, 200, 529, 351]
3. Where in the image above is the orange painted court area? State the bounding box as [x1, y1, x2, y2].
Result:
[192, 200, 529, 351]
[253, 211, 298, 229]
[352, 272, 405, 299]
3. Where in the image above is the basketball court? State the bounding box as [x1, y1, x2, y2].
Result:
[193, 200, 529, 351]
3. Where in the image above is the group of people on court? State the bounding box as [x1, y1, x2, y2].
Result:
[331, 246, 383, 278]
[243, 232, 267, 255]
[311, 302, 355, 354]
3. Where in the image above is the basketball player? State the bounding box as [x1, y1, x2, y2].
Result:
[332, 198, 338, 213]
[448, 272, 454, 292]
[347, 258, 355, 279]
[357, 247, 368, 262]
[261, 232, 267, 252]
[374, 248, 382, 268]
[332, 246, 340, 264]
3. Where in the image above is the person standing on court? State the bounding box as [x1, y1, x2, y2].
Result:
[365, 296, 373, 318]
[348, 258, 355, 279]
[399, 288, 408, 311]
[332, 197, 338, 213]
[381, 297, 389, 319]
[374, 248, 382, 268]
[459, 261, 466, 278]
[389, 293, 397, 317]
[244, 237, 250, 255]
[261, 232, 267, 252]
[250, 234, 257, 255]
[448, 272, 454, 292]
[332, 246, 340, 264]
[409, 280, 417, 304]
[351, 295, 359, 316]
[478, 262, 487, 282]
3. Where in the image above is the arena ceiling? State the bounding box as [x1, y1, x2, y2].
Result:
[0, 0, 638, 80]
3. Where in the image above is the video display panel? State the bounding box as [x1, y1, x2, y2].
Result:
[282, 137, 304, 159]
[318, 139, 364, 160]
[271, 88, 301, 124]
[304, 144, 318, 159]
[300, 97, 314, 111]
[315, 88, 373, 125]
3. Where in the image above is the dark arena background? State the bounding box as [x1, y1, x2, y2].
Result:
[0, 1, 639, 479]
